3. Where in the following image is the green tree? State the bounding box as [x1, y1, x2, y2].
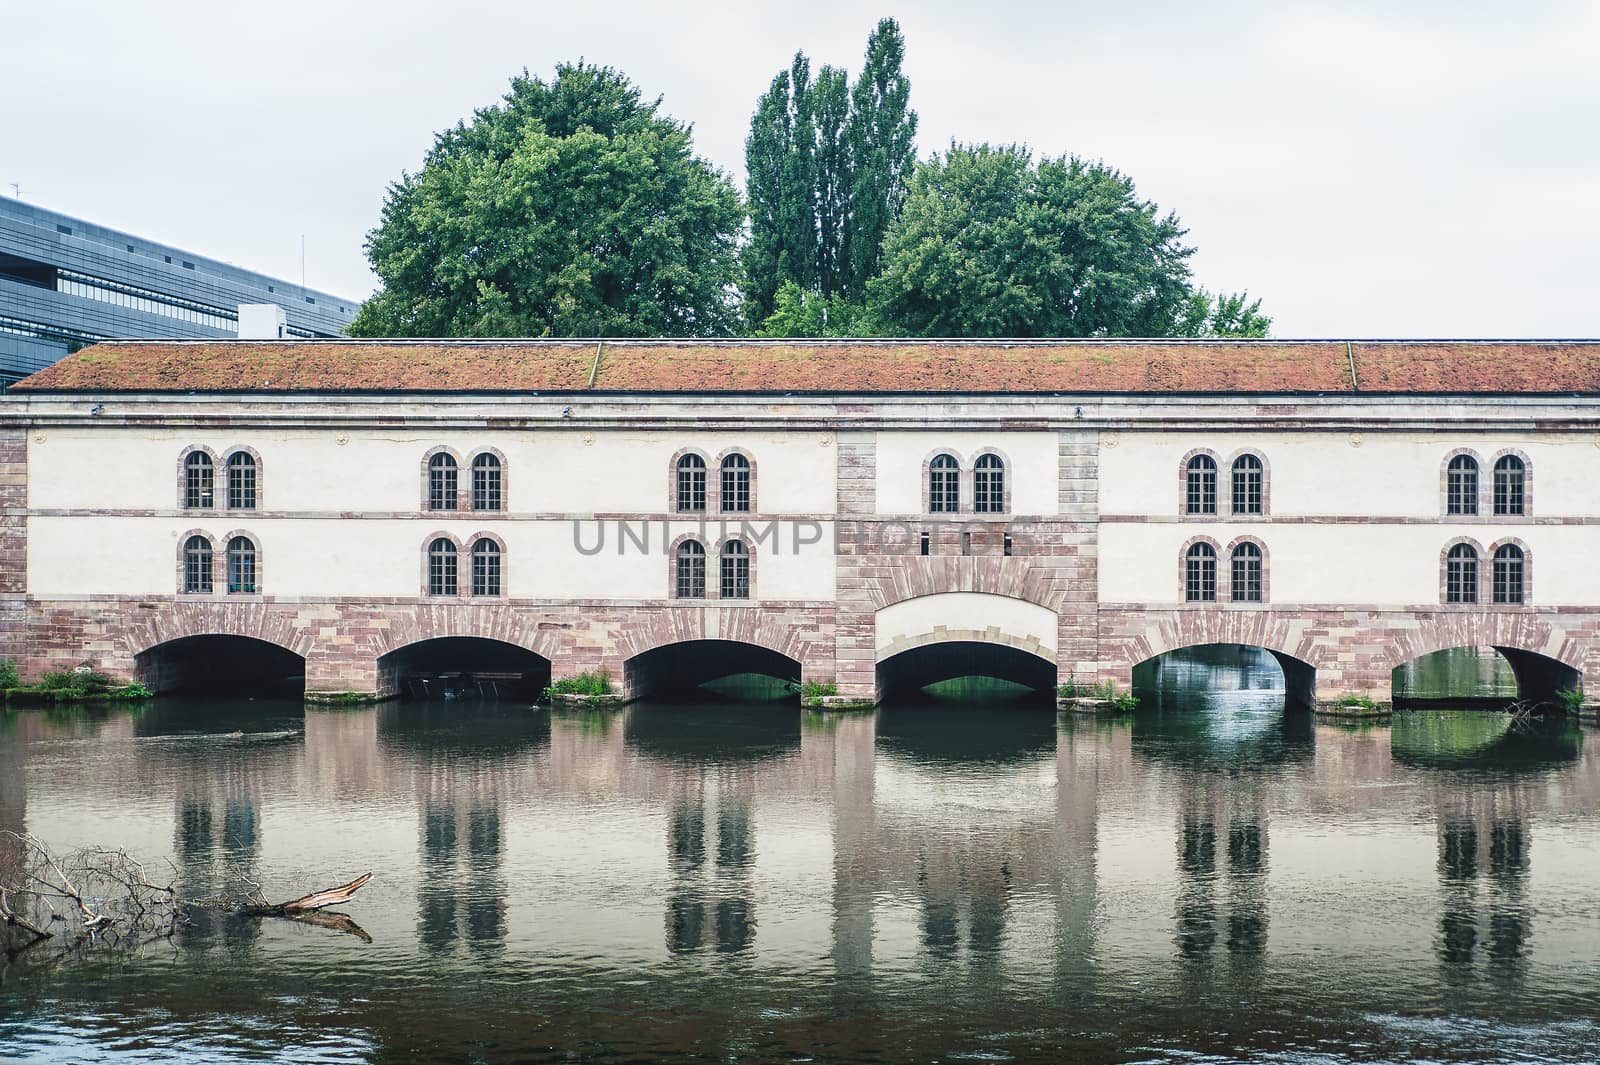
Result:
[844, 18, 918, 295]
[351, 63, 744, 338]
[867, 144, 1266, 337]
[754, 280, 868, 338]
[743, 56, 823, 321]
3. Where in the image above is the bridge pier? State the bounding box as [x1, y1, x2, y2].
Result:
[1313, 674, 1392, 717]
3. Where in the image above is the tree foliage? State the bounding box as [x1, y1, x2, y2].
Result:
[351, 63, 744, 338]
[741, 19, 916, 322]
[866, 144, 1269, 338]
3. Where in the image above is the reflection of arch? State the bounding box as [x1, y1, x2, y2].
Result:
[135, 634, 305, 697]
[623, 639, 802, 701]
[378, 636, 551, 700]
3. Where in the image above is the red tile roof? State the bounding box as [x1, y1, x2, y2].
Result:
[10, 339, 1600, 395]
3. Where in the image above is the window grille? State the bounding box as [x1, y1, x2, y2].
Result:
[1231, 454, 1263, 515]
[472, 453, 503, 512]
[226, 536, 256, 593]
[183, 535, 212, 594]
[676, 455, 707, 512]
[184, 451, 213, 509]
[1230, 542, 1262, 602]
[1493, 543, 1524, 604]
[929, 454, 959, 513]
[226, 452, 257, 509]
[1186, 455, 1217, 515]
[1493, 456, 1525, 516]
[1447, 455, 1478, 515]
[428, 538, 457, 596]
[675, 540, 706, 598]
[974, 454, 1005, 513]
[471, 539, 501, 596]
[1185, 542, 1217, 602]
[720, 540, 750, 600]
[428, 453, 458, 511]
[720, 454, 751, 513]
[1446, 543, 1478, 603]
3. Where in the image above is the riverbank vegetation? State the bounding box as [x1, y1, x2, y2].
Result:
[1058, 678, 1139, 714]
[351, 19, 1267, 342]
[0, 660, 151, 706]
[545, 671, 622, 707]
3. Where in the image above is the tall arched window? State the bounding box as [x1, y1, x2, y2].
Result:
[1230, 541, 1262, 602]
[1185, 542, 1217, 602]
[471, 538, 501, 596]
[472, 453, 503, 512]
[184, 452, 214, 509]
[226, 451, 257, 509]
[1493, 543, 1525, 604]
[929, 454, 959, 513]
[675, 539, 706, 599]
[720, 540, 750, 599]
[1446, 543, 1478, 603]
[183, 535, 212, 594]
[1493, 455, 1525, 516]
[1447, 455, 1479, 515]
[226, 535, 257, 594]
[676, 454, 707, 513]
[720, 454, 751, 513]
[429, 453, 458, 512]
[428, 537, 458, 596]
[974, 454, 1005, 514]
[1231, 454, 1263, 515]
[1185, 455, 1217, 515]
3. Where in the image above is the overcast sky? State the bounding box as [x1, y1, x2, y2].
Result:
[4, 0, 1597, 336]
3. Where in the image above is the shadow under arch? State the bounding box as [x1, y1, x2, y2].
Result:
[1392, 645, 1582, 710]
[623, 639, 801, 702]
[1129, 644, 1316, 772]
[875, 701, 1059, 765]
[136, 634, 305, 697]
[876, 641, 1056, 705]
[378, 637, 551, 701]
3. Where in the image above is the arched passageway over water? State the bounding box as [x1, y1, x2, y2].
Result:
[623, 640, 802, 702]
[136, 635, 305, 698]
[378, 637, 551, 701]
[1392, 646, 1583, 711]
[1133, 643, 1316, 711]
[876, 641, 1056, 705]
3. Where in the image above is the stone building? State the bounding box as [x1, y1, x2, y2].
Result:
[0, 338, 1596, 710]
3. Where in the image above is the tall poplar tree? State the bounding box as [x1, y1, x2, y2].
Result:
[843, 18, 917, 295]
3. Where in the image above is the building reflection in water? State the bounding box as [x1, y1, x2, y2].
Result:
[1437, 799, 1531, 982]
[664, 781, 757, 955]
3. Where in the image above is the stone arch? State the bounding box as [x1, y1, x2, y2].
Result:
[466, 446, 508, 512]
[1224, 534, 1270, 603]
[1224, 447, 1270, 516]
[921, 447, 965, 514]
[177, 445, 219, 511]
[1178, 447, 1221, 515]
[1439, 535, 1486, 604]
[1178, 534, 1222, 602]
[465, 531, 508, 598]
[969, 446, 1013, 515]
[668, 446, 712, 513]
[128, 603, 308, 660]
[622, 638, 803, 701]
[1440, 447, 1484, 516]
[1489, 447, 1533, 516]
[420, 531, 466, 598]
[219, 527, 264, 595]
[175, 528, 218, 595]
[134, 632, 305, 697]
[220, 445, 263, 510]
[714, 446, 757, 514]
[1381, 612, 1578, 673]
[874, 591, 1057, 663]
[376, 634, 551, 700]
[421, 445, 465, 512]
[868, 558, 1063, 612]
[1487, 535, 1532, 605]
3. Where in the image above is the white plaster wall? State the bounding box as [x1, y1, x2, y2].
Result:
[874, 432, 1058, 515]
[1099, 522, 1597, 606]
[28, 516, 836, 600]
[28, 428, 837, 515]
[875, 592, 1058, 655]
[1099, 431, 1600, 518]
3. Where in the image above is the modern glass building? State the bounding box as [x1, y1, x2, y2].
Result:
[0, 198, 359, 382]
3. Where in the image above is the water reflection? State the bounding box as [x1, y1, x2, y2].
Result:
[1, 672, 1598, 1063]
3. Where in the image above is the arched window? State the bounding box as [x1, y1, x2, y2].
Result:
[184, 451, 214, 509]
[428, 537, 457, 596]
[182, 535, 212, 594]
[1446, 455, 1478, 515]
[471, 538, 501, 596]
[1493, 455, 1525, 516]
[1230, 541, 1262, 602]
[720, 539, 750, 599]
[1185, 542, 1217, 602]
[226, 451, 257, 509]
[1231, 454, 1263, 515]
[428, 453, 458, 512]
[226, 535, 257, 594]
[1446, 543, 1478, 603]
[1493, 543, 1525, 604]
[472, 453, 502, 512]
[974, 454, 1005, 514]
[929, 454, 959, 513]
[1185, 454, 1217, 515]
[675, 539, 706, 599]
[720, 453, 751, 513]
[676, 454, 707, 513]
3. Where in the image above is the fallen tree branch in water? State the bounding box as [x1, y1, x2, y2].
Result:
[1, 831, 372, 975]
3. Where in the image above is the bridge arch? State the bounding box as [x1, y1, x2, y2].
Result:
[377, 636, 551, 700]
[1131, 642, 1318, 710]
[1383, 614, 1583, 708]
[875, 593, 1058, 702]
[136, 634, 305, 697]
[622, 639, 803, 702]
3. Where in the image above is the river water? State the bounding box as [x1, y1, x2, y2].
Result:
[1, 649, 1597, 1063]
